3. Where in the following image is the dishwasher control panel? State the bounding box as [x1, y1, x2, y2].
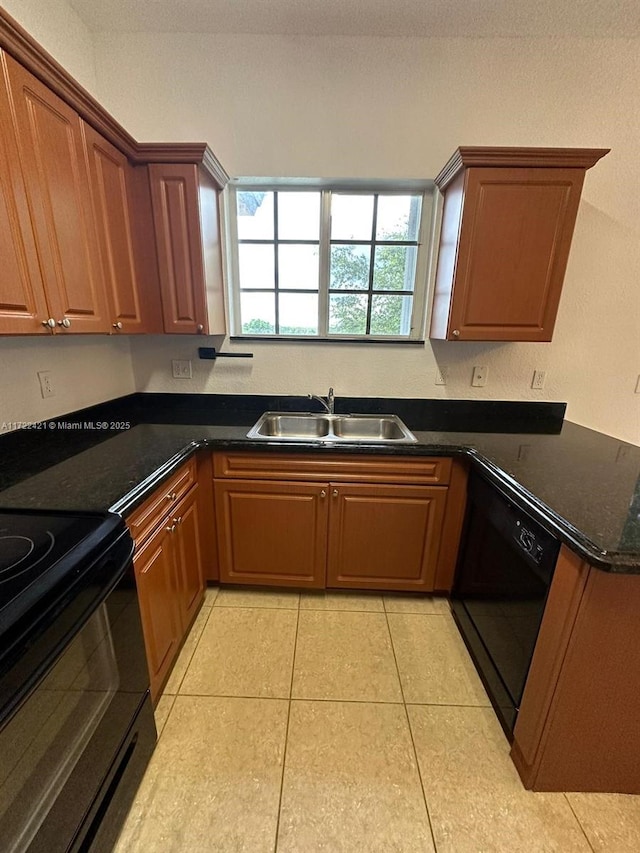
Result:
[514, 520, 545, 563]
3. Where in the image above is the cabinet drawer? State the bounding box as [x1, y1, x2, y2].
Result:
[213, 452, 451, 486]
[127, 458, 197, 547]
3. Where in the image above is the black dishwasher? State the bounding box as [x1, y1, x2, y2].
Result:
[452, 472, 560, 738]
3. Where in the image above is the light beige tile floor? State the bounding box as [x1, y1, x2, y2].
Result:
[388, 612, 491, 705]
[116, 586, 640, 852]
[292, 610, 403, 702]
[181, 606, 298, 698]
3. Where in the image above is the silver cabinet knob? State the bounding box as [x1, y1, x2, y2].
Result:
[165, 523, 176, 533]
[452, 329, 460, 337]
[196, 324, 204, 333]
[171, 492, 177, 501]
[58, 318, 71, 328]
[42, 318, 56, 328]
[320, 489, 327, 498]
[112, 321, 123, 330]
[173, 516, 182, 526]
[332, 489, 338, 498]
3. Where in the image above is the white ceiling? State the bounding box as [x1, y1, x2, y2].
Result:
[69, 0, 640, 38]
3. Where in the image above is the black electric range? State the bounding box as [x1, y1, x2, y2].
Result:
[0, 509, 156, 853]
[0, 510, 126, 633]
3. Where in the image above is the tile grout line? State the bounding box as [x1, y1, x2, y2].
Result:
[154, 693, 176, 740]
[562, 793, 598, 853]
[383, 599, 439, 853]
[170, 691, 408, 704]
[272, 595, 301, 853]
[164, 603, 214, 699]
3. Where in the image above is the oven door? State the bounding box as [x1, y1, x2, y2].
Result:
[0, 542, 154, 852]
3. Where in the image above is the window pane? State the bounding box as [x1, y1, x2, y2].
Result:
[236, 191, 273, 239]
[330, 245, 370, 290]
[238, 244, 274, 289]
[331, 194, 374, 240]
[373, 246, 417, 291]
[277, 192, 320, 240]
[241, 292, 275, 334]
[329, 293, 368, 335]
[278, 245, 319, 290]
[376, 195, 421, 241]
[278, 293, 318, 335]
[370, 294, 413, 336]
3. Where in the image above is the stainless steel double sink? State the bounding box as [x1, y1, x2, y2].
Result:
[246, 412, 417, 445]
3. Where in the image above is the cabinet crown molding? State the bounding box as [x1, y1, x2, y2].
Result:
[435, 146, 610, 190]
[0, 5, 229, 188]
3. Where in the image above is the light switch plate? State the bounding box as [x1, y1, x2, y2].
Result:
[471, 366, 488, 387]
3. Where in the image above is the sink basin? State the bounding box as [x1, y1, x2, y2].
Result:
[332, 416, 406, 441]
[246, 412, 417, 444]
[250, 414, 331, 439]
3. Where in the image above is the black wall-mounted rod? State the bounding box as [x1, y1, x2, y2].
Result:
[198, 347, 253, 360]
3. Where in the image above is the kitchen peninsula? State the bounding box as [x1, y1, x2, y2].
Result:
[1, 393, 639, 795]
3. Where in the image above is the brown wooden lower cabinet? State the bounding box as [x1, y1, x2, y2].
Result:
[172, 485, 205, 629]
[511, 545, 640, 793]
[214, 479, 328, 589]
[213, 454, 467, 592]
[128, 458, 208, 701]
[327, 483, 448, 591]
[132, 523, 181, 702]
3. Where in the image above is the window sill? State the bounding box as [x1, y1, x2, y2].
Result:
[230, 336, 426, 345]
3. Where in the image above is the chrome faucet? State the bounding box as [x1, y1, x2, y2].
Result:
[308, 387, 335, 415]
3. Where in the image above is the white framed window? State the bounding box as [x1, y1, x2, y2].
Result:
[225, 179, 435, 341]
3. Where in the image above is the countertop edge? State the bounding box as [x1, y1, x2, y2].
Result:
[105, 434, 636, 574]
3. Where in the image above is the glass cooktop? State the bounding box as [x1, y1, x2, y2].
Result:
[0, 510, 125, 635]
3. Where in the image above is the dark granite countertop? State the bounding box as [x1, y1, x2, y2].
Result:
[0, 395, 638, 572]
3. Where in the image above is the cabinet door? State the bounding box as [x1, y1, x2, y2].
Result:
[327, 483, 447, 591]
[82, 122, 161, 334]
[215, 479, 328, 588]
[0, 53, 50, 334]
[4, 54, 109, 333]
[445, 167, 584, 342]
[172, 486, 205, 631]
[148, 163, 209, 334]
[133, 524, 181, 701]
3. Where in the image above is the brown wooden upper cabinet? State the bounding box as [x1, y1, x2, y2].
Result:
[0, 7, 230, 338]
[0, 51, 49, 335]
[429, 147, 609, 342]
[149, 163, 226, 335]
[82, 122, 162, 334]
[1, 52, 110, 334]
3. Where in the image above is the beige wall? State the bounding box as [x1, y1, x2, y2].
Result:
[94, 32, 640, 444]
[0, 337, 136, 427]
[0, 1, 138, 432]
[2, 0, 97, 91]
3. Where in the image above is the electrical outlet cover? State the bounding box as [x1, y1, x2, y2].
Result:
[531, 370, 546, 390]
[37, 371, 54, 398]
[172, 360, 193, 379]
